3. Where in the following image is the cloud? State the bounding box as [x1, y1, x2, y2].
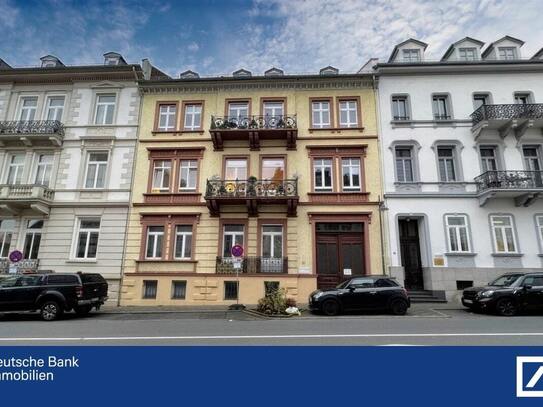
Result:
[0, 0, 19, 29]
[187, 42, 199, 52]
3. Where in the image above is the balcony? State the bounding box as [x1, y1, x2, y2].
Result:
[0, 120, 64, 146]
[474, 170, 543, 206]
[0, 184, 55, 215]
[205, 178, 298, 216]
[209, 115, 297, 151]
[216, 256, 288, 274]
[470, 104, 543, 139]
[0, 258, 40, 274]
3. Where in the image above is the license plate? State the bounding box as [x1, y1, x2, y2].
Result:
[464, 299, 473, 304]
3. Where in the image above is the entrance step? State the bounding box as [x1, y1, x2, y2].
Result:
[407, 290, 448, 303]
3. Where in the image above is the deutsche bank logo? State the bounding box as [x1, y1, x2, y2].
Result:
[517, 357, 543, 397]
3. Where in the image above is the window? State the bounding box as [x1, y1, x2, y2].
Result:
[23, 220, 43, 259]
[338, 100, 358, 128]
[311, 101, 331, 128]
[222, 225, 244, 257]
[523, 146, 542, 171]
[174, 225, 192, 259]
[84, 152, 108, 189]
[145, 226, 164, 259]
[313, 158, 333, 190]
[521, 275, 543, 287]
[490, 215, 517, 253]
[224, 158, 247, 180]
[262, 225, 283, 259]
[264, 281, 280, 296]
[536, 216, 543, 248]
[395, 147, 414, 182]
[94, 94, 116, 125]
[47, 275, 79, 285]
[46, 96, 65, 121]
[514, 93, 532, 105]
[459, 48, 477, 61]
[445, 215, 471, 253]
[171, 281, 187, 299]
[224, 281, 239, 300]
[437, 147, 457, 182]
[35, 154, 53, 186]
[151, 160, 172, 192]
[183, 104, 202, 130]
[143, 280, 158, 299]
[157, 104, 177, 131]
[392, 96, 410, 120]
[6, 153, 25, 185]
[341, 158, 361, 190]
[19, 97, 37, 121]
[263, 101, 284, 118]
[473, 93, 490, 110]
[402, 49, 421, 62]
[261, 158, 284, 181]
[75, 218, 101, 259]
[227, 102, 249, 121]
[498, 47, 517, 60]
[0, 220, 14, 257]
[480, 147, 498, 172]
[432, 95, 451, 120]
[179, 160, 198, 191]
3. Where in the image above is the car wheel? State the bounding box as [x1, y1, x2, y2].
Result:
[74, 305, 92, 316]
[41, 301, 63, 321]
[496, 298, 517, 317]
[390, 299, 408, 316]
[321, 299, 340, 316]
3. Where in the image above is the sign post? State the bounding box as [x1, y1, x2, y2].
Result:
[230, 244, 244, 309]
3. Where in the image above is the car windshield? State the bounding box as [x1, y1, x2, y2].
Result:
[489, 274, 522, 287]
[336, 280, 351, 289]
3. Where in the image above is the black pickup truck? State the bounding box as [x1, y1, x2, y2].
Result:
[0, 273, 108, 321]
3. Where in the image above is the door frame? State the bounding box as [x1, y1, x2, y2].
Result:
[398, 218, 423, 290]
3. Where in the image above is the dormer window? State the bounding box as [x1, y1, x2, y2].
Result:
[402, 49, 421, 62]
[498, 47, 517, 60]
[459, 48, 477, 61]
[105, 57, 118, 65]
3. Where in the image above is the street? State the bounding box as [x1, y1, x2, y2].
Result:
[1, 305, 543, 345]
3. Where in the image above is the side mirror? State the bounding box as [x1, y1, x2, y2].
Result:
[348, 285, 356, 291]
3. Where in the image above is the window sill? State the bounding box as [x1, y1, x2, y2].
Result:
[66, 259, 98, 264]
[151, 130, 205, 135]
[136, 259, 198, 263]
[491, 253, 524, 258]
[445, 252, 477, 257]
[308, 127, 364, 133]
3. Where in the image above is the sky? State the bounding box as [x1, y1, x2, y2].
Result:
[0, 0, 542, 77]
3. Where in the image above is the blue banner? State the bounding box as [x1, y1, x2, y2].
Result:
[1, 347, 543, 405]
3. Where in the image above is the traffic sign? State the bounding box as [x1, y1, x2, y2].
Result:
[231, 244, 244, 257]
[9, 250, 23, 263]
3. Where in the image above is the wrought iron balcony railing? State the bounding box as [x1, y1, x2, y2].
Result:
[210, 115, 297, 130]
[471, 104, 543, 126]
[205, 179, 298, 199]
[0, 258, 40, 274]
[216, 256, 288, 274]
[0, 120, 64, 136]
[474, 170, 543, 193]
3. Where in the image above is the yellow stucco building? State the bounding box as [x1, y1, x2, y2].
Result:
[120, 67, 384, 306]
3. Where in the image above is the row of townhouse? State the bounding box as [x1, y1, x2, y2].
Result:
[0, 34, 542, 305]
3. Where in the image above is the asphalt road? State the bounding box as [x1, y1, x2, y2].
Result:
[1, 306, 543, 345]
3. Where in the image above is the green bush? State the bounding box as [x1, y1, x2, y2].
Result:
[257, 288, 288, 315]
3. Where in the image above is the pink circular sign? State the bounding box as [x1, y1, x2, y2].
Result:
[9, 250, 23, 263]
[231, 244, 244, 257]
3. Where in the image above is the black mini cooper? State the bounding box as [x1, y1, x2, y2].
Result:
[309, 276, 410, 316]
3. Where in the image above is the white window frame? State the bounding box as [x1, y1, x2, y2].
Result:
[490, 215, 518, 254]
[391, 96, 410, 120]
[458, 47, 477, 61]
[45, 96, 65, 121]
[222, 225, 245, 258]
[151, 160, 172, 192]
[445, 215, 471, 253]
[311, 101, 331, 128]
[395, 146, 414, 182]
[261, 225, 283, 259]
[537, 216, 543, 250]
[338, 100, 358, 128]
[94, 94, 116, 125]
[158, 104, 177, 131]
[437, 147, 457, 182]
[179, 159, 198, 191]
[183, 104, 202, 130]
[473, 93, 490, 110]
[34, 153, 54, 186]
[341, 158, 361, 190]
[224, 159, 247, 180]
[174, 225, 192, 260]
[313, 158, 333, 190]
[227, 102, 249, 120]
[84, 151, 109, 189]
[0, 220, 14, 258]
[479, 146, 499, 172]
[6, 153, 26, 185]
[145, 226, 164, 260]
[498, 47, 517, 60]
[402, 49, 421, 62]
[432, 95, 451, 120]
[72, 217, 101, 260]
[263, 101, 284, 118]
[19, 96, 38, 121]
[23, 219, 44, 260]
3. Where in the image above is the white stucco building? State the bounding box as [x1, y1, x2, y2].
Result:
[0, 53, 160, 302]
[375, 36, 543, 300]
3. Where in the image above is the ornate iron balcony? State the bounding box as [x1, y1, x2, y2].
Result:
[210, 115, 296, 130]
[0, 258, 40, 274]
[0, 120, 64, 136]
[216, 256, 288, 274]
[471, 104, 543, 127]
[474, 170, 543, 193]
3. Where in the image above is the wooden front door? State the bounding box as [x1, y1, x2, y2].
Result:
[316, 223, 364, 289]
[398, 219, 423, 290]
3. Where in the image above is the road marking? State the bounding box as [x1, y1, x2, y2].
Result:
[1, 332, 543, 341]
